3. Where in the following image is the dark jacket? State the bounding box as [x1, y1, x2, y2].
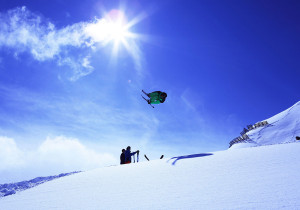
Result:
[120, 153, 125, 164]
[124, 150, 137, 163]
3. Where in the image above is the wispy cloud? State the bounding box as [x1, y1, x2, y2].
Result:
[0, 6, 144, 80]
[57, 56, 94, 81]
[0, 7, 86, 59]
[0, 84, 160, 145]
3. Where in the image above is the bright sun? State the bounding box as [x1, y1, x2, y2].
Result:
[100, 10, 130, 45]
[85, 9, 137, 56]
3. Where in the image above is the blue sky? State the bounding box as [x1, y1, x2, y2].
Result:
[0, 0, 299, 181]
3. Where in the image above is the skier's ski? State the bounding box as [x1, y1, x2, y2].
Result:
[141, 95, 154, 108]
[144, 154, 164, 161]
[144, 154, 150, 161]
[142, 90, 149, 97]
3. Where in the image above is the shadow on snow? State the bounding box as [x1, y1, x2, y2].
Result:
[168, 153, 213, 165]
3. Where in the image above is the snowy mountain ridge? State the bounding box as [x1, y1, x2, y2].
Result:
[230, 101, 300, 148]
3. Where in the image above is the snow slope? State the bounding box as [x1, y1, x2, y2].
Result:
[1, 102, 300, 209]
[233, 101, 300, 148]
[0, 142, 300, 209]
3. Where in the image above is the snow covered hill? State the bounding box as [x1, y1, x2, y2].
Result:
[1, 102, 300, 209]
[231, 101, 300, 148]
[0, 142, 300, 209]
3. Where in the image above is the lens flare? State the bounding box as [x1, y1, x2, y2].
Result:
[85, 10, 135, 54]
[84, 8, 148, 72]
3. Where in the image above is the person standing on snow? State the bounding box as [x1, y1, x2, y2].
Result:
[124, 146, 139, 164]
[120, 149, 125, 165]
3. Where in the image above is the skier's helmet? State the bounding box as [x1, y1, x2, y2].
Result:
[160, 92, 167, 103]
[161, 92, 167, 98]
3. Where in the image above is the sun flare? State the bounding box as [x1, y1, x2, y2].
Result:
[105, 10, 129, 42]
[84, 8, 148, 71]
[85, 9, 137, 56]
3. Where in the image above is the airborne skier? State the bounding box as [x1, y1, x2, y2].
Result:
[142, 90, 167, 108]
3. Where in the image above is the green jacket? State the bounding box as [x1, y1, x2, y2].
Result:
[149, 91, 166, 104]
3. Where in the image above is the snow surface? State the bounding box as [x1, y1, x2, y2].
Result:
[0, 101, 300, 209]
[1, 143, 300, 209]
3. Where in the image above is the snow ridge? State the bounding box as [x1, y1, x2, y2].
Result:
[0, 171, 80, 198]
[231, 101, 300, 148]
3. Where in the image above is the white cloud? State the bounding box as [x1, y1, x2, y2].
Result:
[0, 6, 144, 80]
[0, 137, 25, 170]
[57, 56, 94, 81]
[37, 136, 115, 170]
[0, 136, 117, 183]
[0, 7, 90, 80]
[0, 7, 87, 60]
